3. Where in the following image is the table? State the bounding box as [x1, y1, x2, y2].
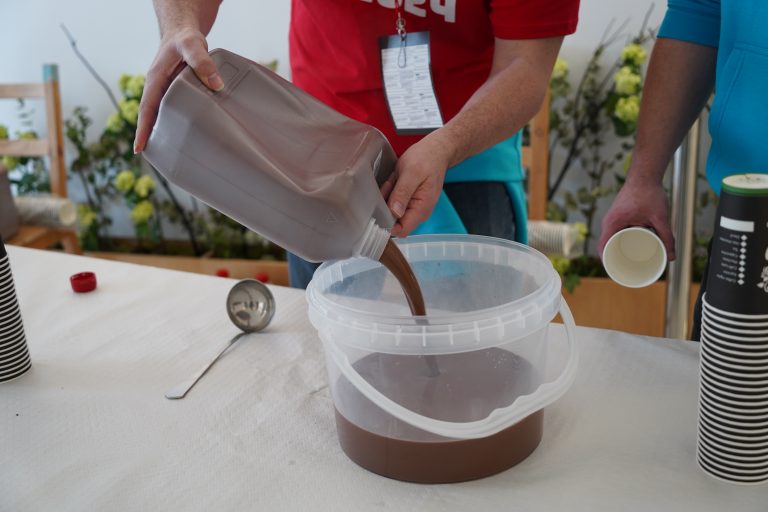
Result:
[1, 246, 766, 511]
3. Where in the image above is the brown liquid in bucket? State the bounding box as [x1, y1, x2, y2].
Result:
[331, 240, 544, 483]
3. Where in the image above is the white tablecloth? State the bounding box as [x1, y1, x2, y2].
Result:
[1, 246, 766, 511]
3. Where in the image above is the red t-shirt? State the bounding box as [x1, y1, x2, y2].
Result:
[289, 0, 579, 156]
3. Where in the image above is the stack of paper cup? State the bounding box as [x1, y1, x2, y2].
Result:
[0, 237, 31, 383]
[697, 174, 768, 484]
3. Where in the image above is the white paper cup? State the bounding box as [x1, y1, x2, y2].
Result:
[602, 227, 667, 288]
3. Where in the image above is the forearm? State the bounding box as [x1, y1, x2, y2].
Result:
[153, 0, 222, 37]
[430, 37, 563, 168]
[628, 38, 716, 186]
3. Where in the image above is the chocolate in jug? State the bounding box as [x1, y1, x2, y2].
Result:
[143, 48, 397, 263]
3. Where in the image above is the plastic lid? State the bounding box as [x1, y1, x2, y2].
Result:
[70, 272, 97, 293]
[306, 235, 562, 355]
[722, 174, 768, 196]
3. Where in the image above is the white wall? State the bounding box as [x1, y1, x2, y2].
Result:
[3, 0, 707, 246]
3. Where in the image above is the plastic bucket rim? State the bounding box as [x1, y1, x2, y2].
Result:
[307, 235, 561, 328]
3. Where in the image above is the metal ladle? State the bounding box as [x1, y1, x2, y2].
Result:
[165, 279, 275, 400]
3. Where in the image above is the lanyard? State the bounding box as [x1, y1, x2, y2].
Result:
[394, 0, 408, 67]
[394, 0, 407, 40]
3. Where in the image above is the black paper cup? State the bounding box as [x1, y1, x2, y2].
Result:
[703, 383, 768, 405]
[705, 175, 768, 315]
[701, 323, 768, 350]
[701, 350, 768, 374]
[0, 238, 31, 383]
[699, 413, 768, 443]
[701, 392, 768, 418]
[699, 424, 768, 454]
[702, 337, 768, 361]
[701, 364, 768, 395]
[700, 357, 768, 383]
[0, 358, 31, 383]
[699, 400, 768, 431]
[703, 301, 768, 326]
[697, 453, 768, 484]
[698, 439, 768, 468]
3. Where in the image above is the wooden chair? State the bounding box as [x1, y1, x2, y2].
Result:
[523, 89, 550, 221]
[0, 64, 81, 254]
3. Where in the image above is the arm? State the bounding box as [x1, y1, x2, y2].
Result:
[597, 38, 717, 260]
[134, 0, 224, 153]
[383, 37, 563, 237]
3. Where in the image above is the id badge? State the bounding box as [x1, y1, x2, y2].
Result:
[379, 32, 444, 135]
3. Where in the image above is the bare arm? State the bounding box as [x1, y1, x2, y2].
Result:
[134, 0, 223, 153]
[597, 38, 717, 259]
[383, 37, 563, 236]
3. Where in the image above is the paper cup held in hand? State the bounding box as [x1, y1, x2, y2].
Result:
[602, 227, 667, 288]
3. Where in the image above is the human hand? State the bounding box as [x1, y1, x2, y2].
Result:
[597, 176, 676, 261]
[380, 135, 453, 237]
[134, 28, 224, 153]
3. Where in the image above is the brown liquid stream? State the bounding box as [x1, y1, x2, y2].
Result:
[378, 239, 426, 316]
[333, 349, 543, 483]
[378, 239, 440, 376]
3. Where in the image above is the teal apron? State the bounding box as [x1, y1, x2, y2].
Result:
[410, 133, 528, 244]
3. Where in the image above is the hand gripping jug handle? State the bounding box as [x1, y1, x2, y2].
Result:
[326, 298, 579, 440]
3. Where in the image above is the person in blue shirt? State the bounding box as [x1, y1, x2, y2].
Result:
[598, 0, 768, 340]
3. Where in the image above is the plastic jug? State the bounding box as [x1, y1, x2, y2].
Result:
[143, 48, 396, 262]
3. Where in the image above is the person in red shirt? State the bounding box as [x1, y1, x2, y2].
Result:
[135, 0, 580, 288]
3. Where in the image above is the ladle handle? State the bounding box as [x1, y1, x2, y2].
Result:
[165, 332, 246, 400]
[326, 298, 579, 439]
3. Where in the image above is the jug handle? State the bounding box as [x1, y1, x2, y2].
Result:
[326, 298, 579, 440]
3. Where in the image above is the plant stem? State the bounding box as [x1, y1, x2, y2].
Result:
[60, 24, 121, 112]
[147, 165, 202, 256]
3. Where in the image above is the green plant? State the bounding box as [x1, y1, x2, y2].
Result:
[548, 16, 654, 255]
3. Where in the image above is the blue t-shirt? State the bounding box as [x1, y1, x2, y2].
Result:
[659, 0, 768, 194]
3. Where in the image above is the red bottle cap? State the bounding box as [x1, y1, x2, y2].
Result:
[215, 268, 230, 278]
[70, 272, 97, 293]
[254, 272, 269, 283]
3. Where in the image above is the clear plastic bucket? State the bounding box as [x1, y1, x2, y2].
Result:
[307, 235, 578, 482]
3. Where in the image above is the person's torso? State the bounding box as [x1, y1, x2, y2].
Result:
[289, 0, 495, 155]
[708, 1, 768, 192]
